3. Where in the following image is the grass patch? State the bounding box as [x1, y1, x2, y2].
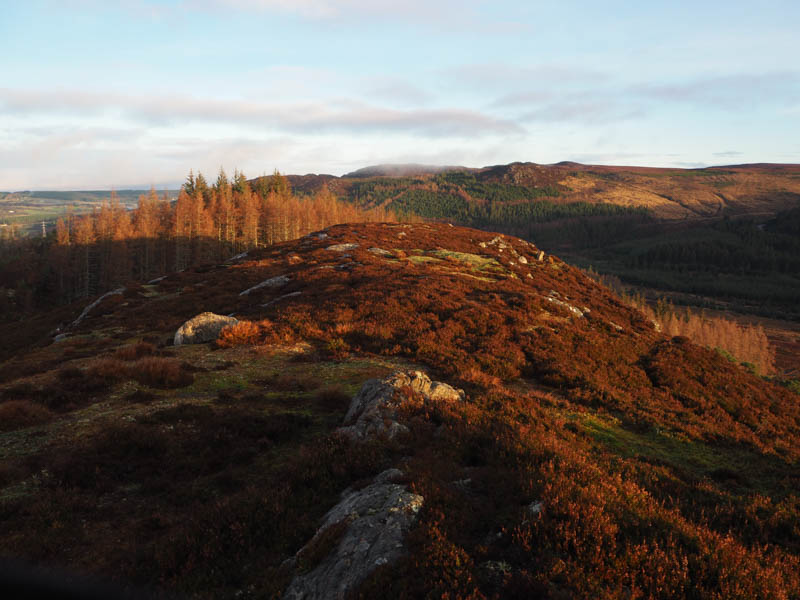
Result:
[580, 413, 795, 496]
[428, 249, 504, 272]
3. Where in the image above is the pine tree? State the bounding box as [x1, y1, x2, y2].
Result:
[184, 169, 196, 197]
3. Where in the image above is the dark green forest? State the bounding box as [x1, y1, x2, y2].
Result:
[562, 209, 800, 318]
[343, 173, 649, 248]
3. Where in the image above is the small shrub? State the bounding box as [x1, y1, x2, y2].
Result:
[326, 337, 350, 359]
[56, 366, 85, 381]
[218, 320, 262, 347]
[458, 368, 501, 390]
[86, 358, 128, 382]
[113, 342, 157, 361]
[0, 400, 53, 431]
[42, 365, 112, 411]
[130, 357, 194, 389]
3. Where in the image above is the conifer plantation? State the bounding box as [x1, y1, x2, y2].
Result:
[0, 170, 394, 316]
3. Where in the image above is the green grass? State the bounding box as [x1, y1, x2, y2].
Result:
[579, 413, 795, 497]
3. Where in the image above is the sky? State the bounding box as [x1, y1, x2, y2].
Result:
[1, 0, 799, 190]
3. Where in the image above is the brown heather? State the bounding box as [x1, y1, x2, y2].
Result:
[0, 223, 797, 598]
[0, 400, 52, 431]
[112, 341, 157, 361]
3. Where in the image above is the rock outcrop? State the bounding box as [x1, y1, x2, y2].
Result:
[174, 312, 238, 345]
[338, 370, 464, 441]
[239, 275, 290, 296]
[70, 287, 125, 328]
[283, 468, 423, 600]
[326, 243, 359, 252]
[545, 291, 589, 318]
[282, 372, 462, 597]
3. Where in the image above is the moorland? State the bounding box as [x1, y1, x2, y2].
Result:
[0, 163, 798, 598]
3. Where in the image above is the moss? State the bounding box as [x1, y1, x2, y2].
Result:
[407, 255, 443, 265]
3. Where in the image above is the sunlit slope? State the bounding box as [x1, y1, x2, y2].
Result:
[1, 222, 798, 598]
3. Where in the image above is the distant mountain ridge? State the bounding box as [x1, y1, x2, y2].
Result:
[277, 160, 800, 221]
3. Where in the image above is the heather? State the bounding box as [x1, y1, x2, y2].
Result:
[0, 223, 797, 598]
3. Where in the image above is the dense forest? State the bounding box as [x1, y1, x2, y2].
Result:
[628, 213, 800, 276]
[341, 171, 651, 248]
[0, 170, 394, 319]
[569, 209, 800, 318]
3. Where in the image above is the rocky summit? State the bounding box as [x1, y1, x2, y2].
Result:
[0, 222, 798, 599]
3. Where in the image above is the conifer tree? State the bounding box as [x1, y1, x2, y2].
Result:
[183, 169, 196, 197]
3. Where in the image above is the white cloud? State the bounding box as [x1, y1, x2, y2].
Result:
[0, 88, 522, 137]
[445, 63, 609, 91]
[631, 72, 800, 109]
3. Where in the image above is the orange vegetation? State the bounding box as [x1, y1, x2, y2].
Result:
[0, 222, 798, 598]
[590, 273, 777, 375]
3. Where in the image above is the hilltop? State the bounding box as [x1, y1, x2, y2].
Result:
[257, 161, 800, 321]
[343, 164, 468, 178]
[1, 223, 798, 598]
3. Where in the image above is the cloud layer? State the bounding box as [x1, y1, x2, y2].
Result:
[0, 88, 522, 137]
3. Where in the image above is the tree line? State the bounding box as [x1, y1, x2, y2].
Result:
[0, 169, 395, 318]
[587, 270, 776, 375]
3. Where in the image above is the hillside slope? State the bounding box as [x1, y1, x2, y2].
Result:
[268, 163, 800, 320]
[276, 162, 800, 220]
[0, 223, 798, 598]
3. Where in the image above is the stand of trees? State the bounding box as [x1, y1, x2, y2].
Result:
[588, 270, 776, 375]
[0, 169, 395, 318]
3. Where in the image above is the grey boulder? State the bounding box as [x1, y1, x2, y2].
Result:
[174, 312, 238, 345]
[284, 469, 423, 600]
[338, 370, 464, 441]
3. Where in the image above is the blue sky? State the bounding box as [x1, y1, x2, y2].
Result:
[1, 0, 798, 189]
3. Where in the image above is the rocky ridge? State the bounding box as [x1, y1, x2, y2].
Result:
[284, 370, 462, 598]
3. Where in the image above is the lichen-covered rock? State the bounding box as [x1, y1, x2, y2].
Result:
[326, 243, 359, 252]
[226, 251, 248, 263]
[262, 291, 302, 307]
[283, 469, 423, 600]
[239, 275, 290, 296]
[173, 312, 238, 345]
[70, 287, 125, 328]
[338, 370, 464, 441]
[545, 292, 587, 318]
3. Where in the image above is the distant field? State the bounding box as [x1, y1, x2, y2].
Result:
[0, 190, 178, 236]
